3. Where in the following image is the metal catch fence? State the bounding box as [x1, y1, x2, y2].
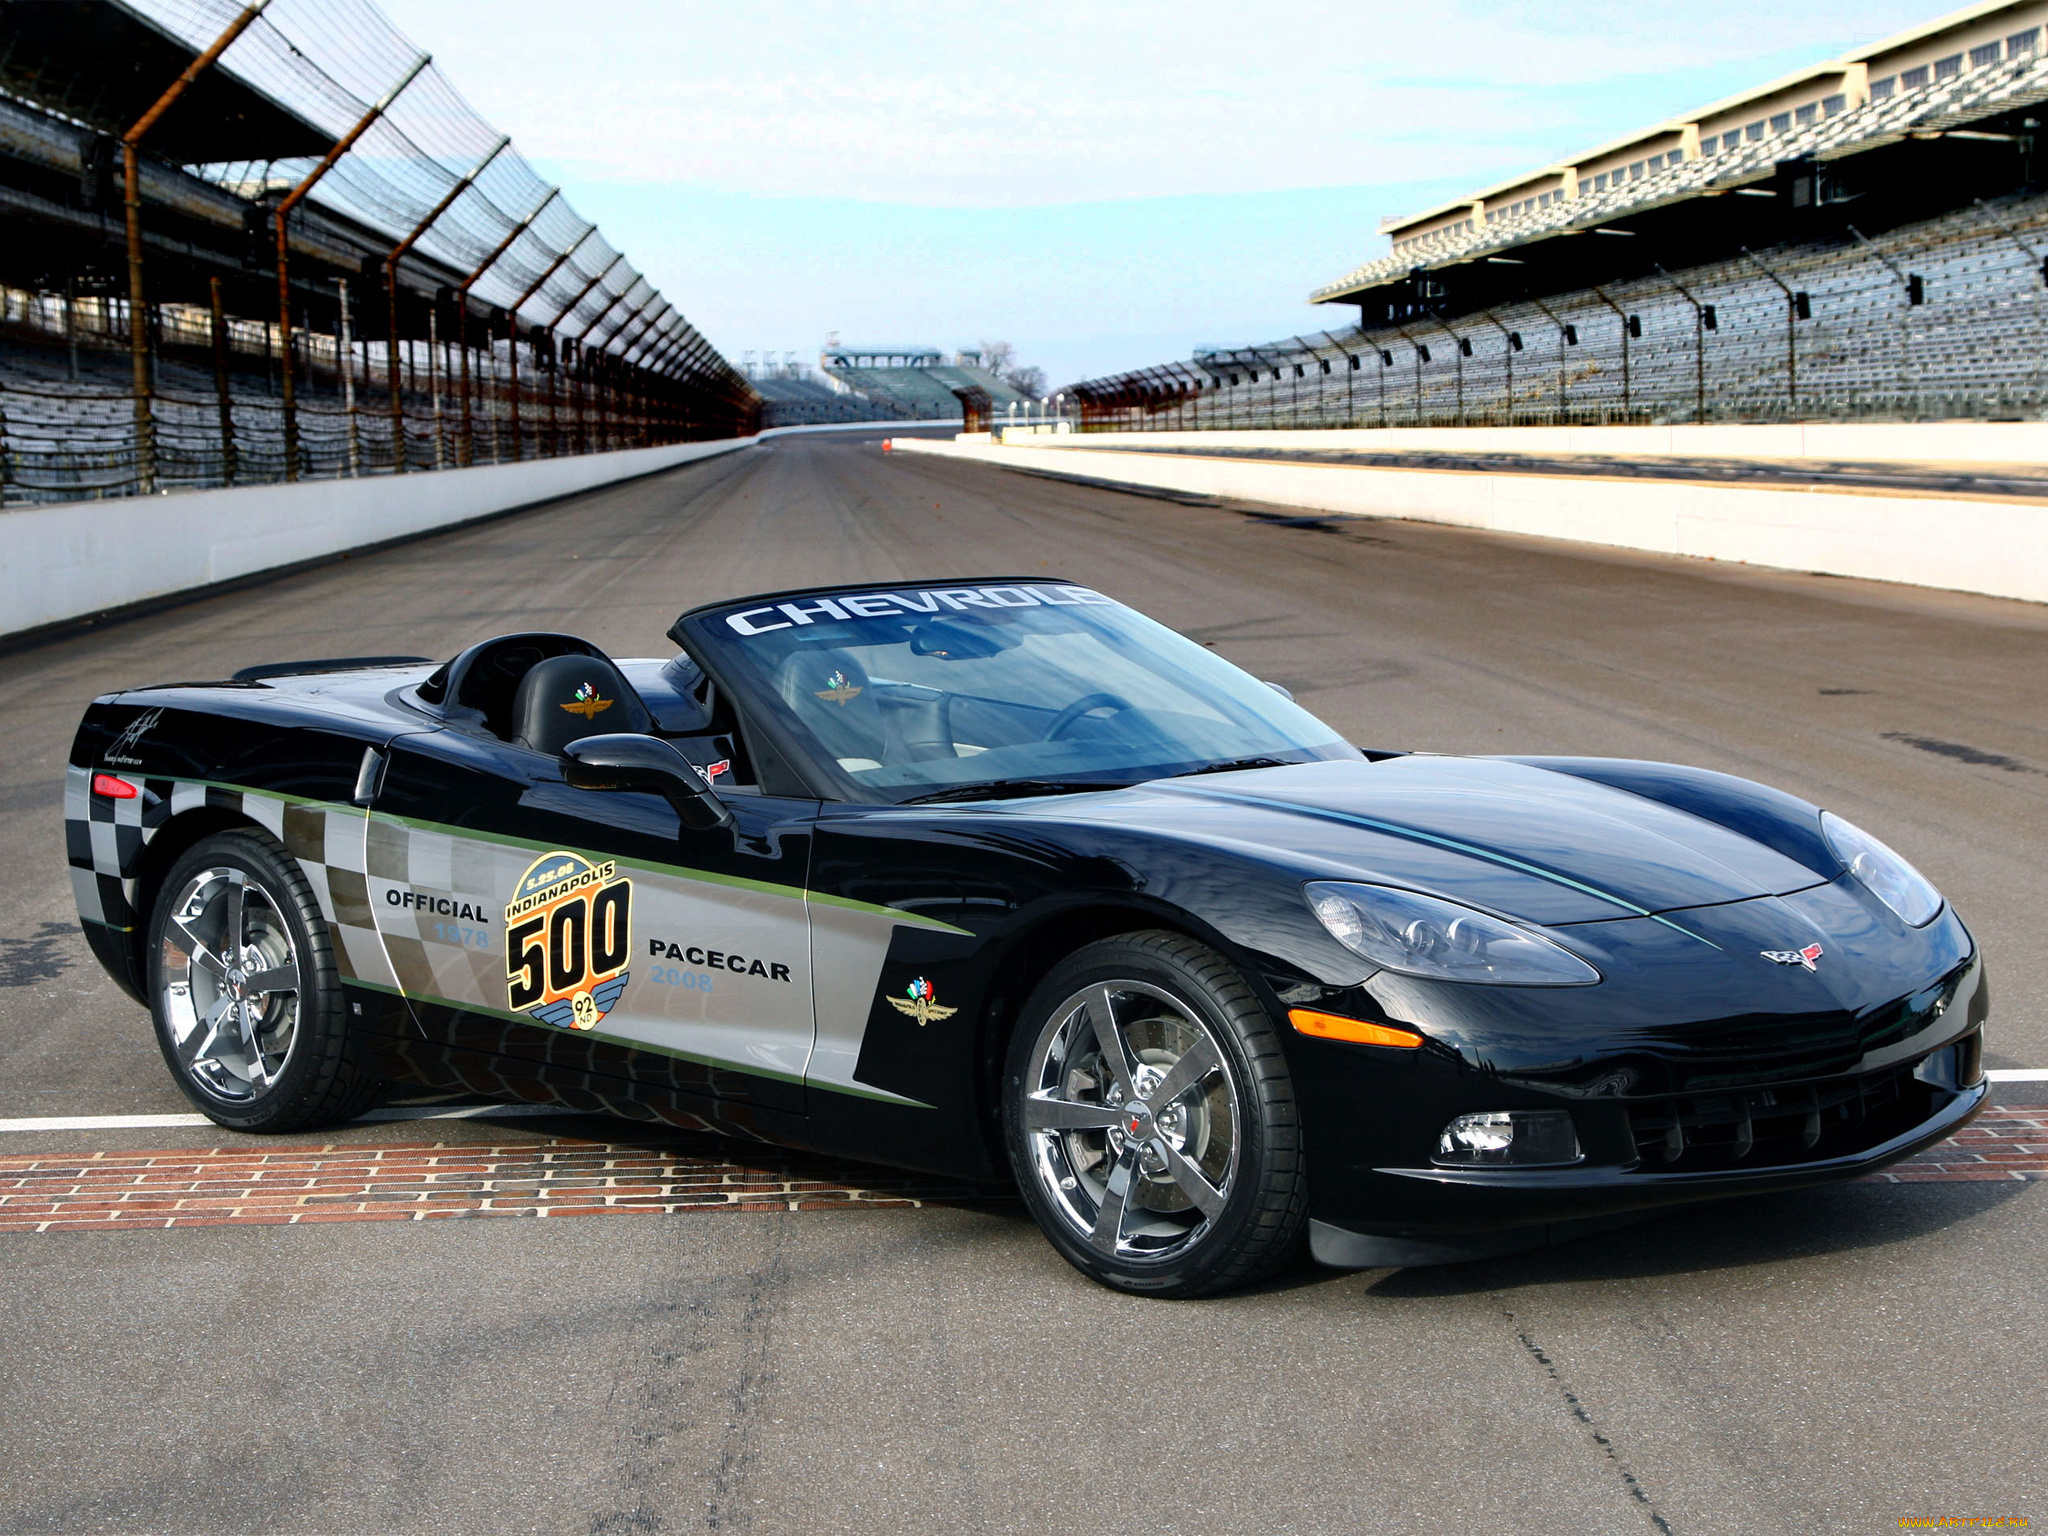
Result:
[0, 0, 755, 504]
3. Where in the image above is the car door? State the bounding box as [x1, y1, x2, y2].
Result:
[363, 725, 816, 1115]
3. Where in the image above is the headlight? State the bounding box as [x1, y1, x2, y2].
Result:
[1821, 812, 1942, 927]
[1304, 881, 1601, 986]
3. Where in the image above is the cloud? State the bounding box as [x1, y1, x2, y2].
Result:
[378, 0, 1936, 204]
[372, 0, 1943, 379]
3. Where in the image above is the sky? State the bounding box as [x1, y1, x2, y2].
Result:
[376, 0, 1943, 388]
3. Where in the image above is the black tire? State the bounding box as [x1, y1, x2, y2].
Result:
[1000, 930, 1307, 1297]
[146, 828, 383, 1132]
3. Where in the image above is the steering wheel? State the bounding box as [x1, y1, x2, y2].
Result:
[1042, 692, 1135, 740]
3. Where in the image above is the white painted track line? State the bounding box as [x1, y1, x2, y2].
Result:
[0, 1113, 212, 1133]
[1986, 1068, 2048, 1082]
[0, 1104, 598, 1133]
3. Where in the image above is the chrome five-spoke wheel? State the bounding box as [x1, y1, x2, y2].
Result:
[1021, 979, 1239, 1263]
[160, 866, 302, 1102]
[148, 830, 381, 1131]
[1003, 931, 1306, 1297]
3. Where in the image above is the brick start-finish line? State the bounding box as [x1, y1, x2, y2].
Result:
[0, 1109, 2039, 1235]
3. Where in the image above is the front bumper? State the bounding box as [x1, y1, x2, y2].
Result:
[1310, 1075, 1986, 1267]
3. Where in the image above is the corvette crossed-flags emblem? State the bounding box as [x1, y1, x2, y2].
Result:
[1761, 943, 1824, 972]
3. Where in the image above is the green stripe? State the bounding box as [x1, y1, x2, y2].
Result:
[378, 987, 937, 1105]
[340, 976, 931, 1107]
[1184, 787, 1721, 950]
[168, 775, 967, 934]
[178, 774, 952, 1104]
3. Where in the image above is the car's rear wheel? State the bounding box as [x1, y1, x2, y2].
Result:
[147, 829, 382, 1132]
[1000, 930, 1307, 1297]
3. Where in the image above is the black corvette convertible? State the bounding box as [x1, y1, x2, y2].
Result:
[66, 578, 1987, 1295]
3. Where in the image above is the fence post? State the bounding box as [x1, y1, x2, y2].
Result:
[64, 275, 79, 383]
[1652, 264, 1709, 424]
[208, 276, 237, 485]
[1480, 311, 1518, 425]
[506, 315, 523, 460]
[1847, 224, 1922, 416]
[1741, 247, 1800, 414]
[428, 305, 445, 468]
[1432, 321, 1469, 425]
[338, 278, 360, 475]
[1588, 285, 1629, 421]
[1528, 297, 1572, 422]
[544, 330, 561, 457]
[121, 2, 271, 495]
[1391, 328, 1426, 426]
[274, 53, 425, 484]
[456, 299, 474, 466]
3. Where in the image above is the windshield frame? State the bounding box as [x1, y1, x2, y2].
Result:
[669, 578, 1358, 807]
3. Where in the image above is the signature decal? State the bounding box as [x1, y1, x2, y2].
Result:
[103, 708, 164, 768]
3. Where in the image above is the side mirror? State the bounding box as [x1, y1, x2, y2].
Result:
[562, 734, 733, 832]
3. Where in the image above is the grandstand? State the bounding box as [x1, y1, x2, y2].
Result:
[740, 355, 906, 427]
[0, 0, 754, 502]
[819, 344, 1036, 422]
[1066, 0, 2048, 429]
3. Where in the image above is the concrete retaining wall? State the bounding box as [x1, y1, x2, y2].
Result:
[994, 421, 2048, 464]
[0, 421, 964, 641]
[1, 437, 765, 640]
[898, 435, 2048, 606]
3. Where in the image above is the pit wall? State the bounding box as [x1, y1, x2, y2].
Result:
[1, 421, 955, 643]
[894, 427, 2048, 606]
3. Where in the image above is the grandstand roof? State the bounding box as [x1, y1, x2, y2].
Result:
[1315, 0, 2048, 307]
[0, 1, 331, 163]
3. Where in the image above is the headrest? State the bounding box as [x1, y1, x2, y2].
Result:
[511, 653, 653, 756]
[775, 648, 888, 767]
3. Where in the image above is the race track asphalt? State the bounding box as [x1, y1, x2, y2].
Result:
[0, 430, 2041, 1534]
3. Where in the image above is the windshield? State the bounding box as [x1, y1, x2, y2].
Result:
[679, 582, 1358, 802]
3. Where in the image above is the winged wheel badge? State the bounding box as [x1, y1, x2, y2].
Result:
[816, 670, 864, 706]
[560, 681, 613, 720]
[888, 976, 957, 1026]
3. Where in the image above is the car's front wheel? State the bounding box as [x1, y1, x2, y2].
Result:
[147, 829, 382, 1132]
[1000, 930, 1307, 1297]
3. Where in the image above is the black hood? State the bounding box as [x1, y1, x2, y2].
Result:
[1046, 755, 1830, 926]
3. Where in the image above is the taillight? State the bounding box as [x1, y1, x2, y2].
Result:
[91, 773, 138, 799]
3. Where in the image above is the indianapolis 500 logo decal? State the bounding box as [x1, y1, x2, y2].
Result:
[506, 851, 633, 1031]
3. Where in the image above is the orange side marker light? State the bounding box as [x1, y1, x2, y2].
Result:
[1288, 1008, 1422, 1048]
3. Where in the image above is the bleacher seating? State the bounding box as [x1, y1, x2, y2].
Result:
[811, 363, 1020, 418]
[750, 373, 900, 427]
[1072, 190, 2048, 430]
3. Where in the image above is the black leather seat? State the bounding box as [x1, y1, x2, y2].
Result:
[510, 653, 654, 756]
[775, 648, 891, 770]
